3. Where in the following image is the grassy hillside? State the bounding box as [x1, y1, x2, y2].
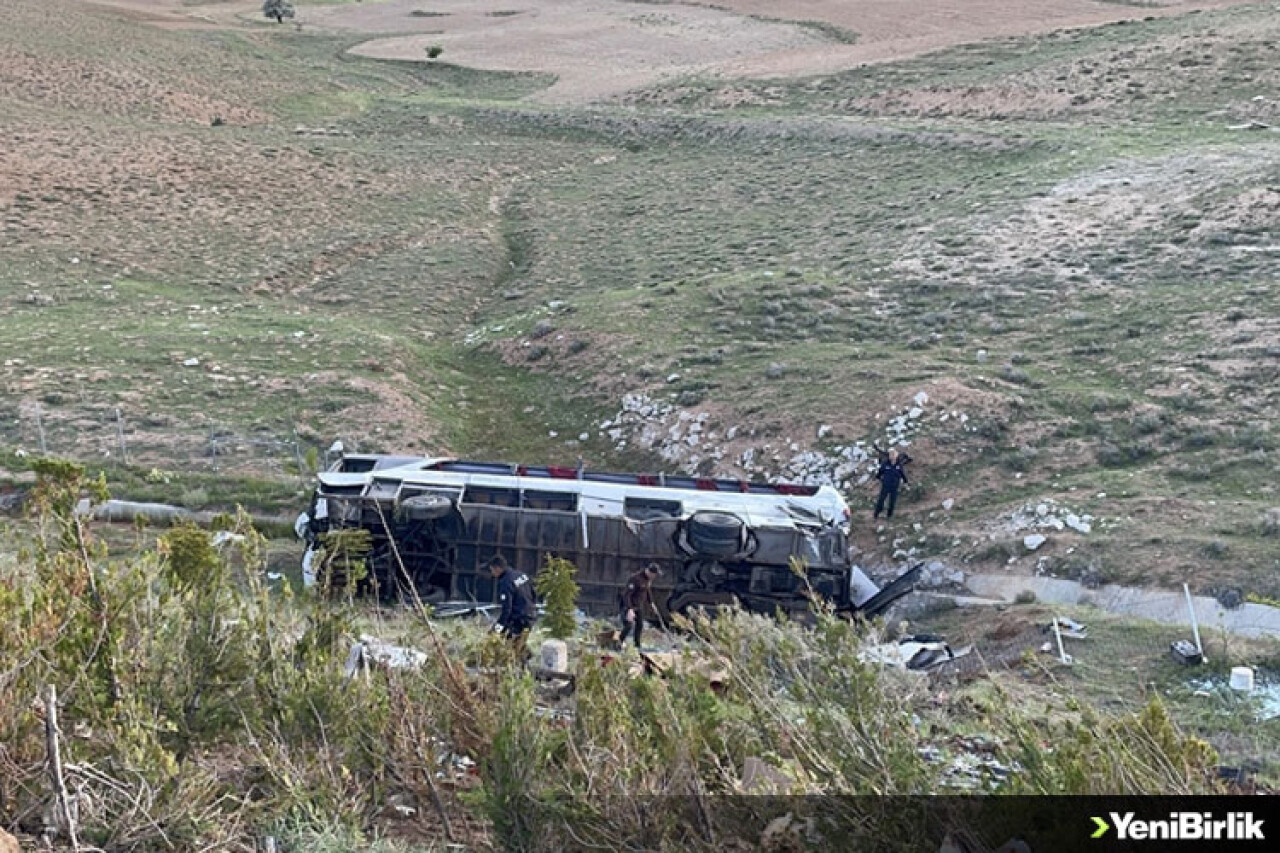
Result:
[1, 0, 1277, 595]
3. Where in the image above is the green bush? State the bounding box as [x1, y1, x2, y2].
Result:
[533, 554, 579, 639]
[0, 466, 1243, 850]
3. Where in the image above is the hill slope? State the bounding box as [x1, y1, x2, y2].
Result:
[1, 0, 1276, 595]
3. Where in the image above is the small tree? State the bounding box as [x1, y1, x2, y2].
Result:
[534, 555, 579, 640]
[262, 0, 295, 24]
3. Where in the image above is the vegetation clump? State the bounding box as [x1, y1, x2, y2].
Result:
[0, 465, 1231, 850]
[533, 554, 579, 639]
[262, 0, 294, 25]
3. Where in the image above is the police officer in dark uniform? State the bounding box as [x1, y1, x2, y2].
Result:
[489, 556, 535, 651]
[619, 563, 660, 648]
[874, 449, 909, 520]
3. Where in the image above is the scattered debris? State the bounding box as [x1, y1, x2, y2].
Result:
[1187, 670, 1280, 721]
[1230, 666, 1255, 693]
[1045, 616, 1087, 640]
[635, 651, 730, 688]
[433, 601, 499, 621]
[346, 636, 428, 675]
[1170, 639, 1204, 666]
[920, 735, 1020, 791]
[861, 635, 972, 671]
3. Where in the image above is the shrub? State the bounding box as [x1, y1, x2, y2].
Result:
[1263, 507, 1280, 537]
[1097, 440, 1153, 467]
[262, 0, 295, 24]
[1004, 696, 1220, 794]
[533, 555, 579, 639]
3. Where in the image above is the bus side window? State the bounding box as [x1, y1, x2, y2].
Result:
[523, 490, 578, 511]
[462, 487, 520, 507]
[624, 498, 682, 521]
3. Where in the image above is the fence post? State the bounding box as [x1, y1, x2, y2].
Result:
[1052, 617, 1072, 666]
[1183, 583, 1204, 659]
[115, 407, 128, 463]
[35, 405, 47, 455]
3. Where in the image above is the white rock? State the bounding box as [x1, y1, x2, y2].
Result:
[908, 407, 924, 419]
[578, 432, 589, 441]
[1064, 514, 1092, 534]
[1035, 503, 1049, 517]
[976, 349, 988, 363]
[182, 358, 200, 367]
[942, 499, 954, 511]
[817, 424, 832, 439]
[914, 391, 929, 407]
[666, 373, 681, 383]
[1023, 534, 1047, 551]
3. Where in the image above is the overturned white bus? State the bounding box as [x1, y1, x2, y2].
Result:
[296, 455, 917, 619]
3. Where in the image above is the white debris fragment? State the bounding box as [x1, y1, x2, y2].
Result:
[1065, 514, 1091, 534]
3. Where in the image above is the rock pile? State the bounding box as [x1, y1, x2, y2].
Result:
[597, 388, 965, 495]
[1006, 499, 1095, 536]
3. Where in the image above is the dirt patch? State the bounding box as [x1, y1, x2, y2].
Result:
[318, 0, 1258, 103]
[331, 0, 830, 102]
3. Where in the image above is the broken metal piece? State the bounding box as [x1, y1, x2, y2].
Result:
[1170, 639, 1204, 666]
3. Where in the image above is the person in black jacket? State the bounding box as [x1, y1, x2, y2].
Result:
[619, 563, 659, 648]
[490, 556, 535, 650]
[874, 448, 909, 520]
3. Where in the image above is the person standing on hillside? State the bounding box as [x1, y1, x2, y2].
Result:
[490, 556, 535, 654]
[873, 448, 909, 520]
[619, 563, 660, 648]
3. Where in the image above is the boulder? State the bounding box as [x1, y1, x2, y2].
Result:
[1023, 534, 1047, 551]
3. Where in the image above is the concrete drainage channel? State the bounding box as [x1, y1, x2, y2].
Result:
[938, 573, 1280, 641]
